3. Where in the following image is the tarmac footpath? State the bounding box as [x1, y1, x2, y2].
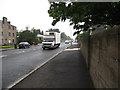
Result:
[9, 44, 94, 88]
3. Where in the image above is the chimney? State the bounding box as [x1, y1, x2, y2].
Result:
[3, 17, 7, 24]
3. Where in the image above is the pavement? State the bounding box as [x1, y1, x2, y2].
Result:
[9, 44, 94, 89]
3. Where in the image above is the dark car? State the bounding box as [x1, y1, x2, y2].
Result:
[18, 42, 30, 49]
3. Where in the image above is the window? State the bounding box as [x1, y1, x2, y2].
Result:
[11, 26, 13, 29]
[9, 32, 11, 36]
[43, 38, 55, 42]
[2, 32, 3, 36]
[13, 33, 15, 37]
[13, 39, 14, 43]
[12, 26, 14, 30]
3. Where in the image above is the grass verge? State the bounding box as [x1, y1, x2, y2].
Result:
[0, 45, 14, 48]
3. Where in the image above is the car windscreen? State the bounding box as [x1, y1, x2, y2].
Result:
[43, 38, 55, 42]
[19, 42, 29, 44]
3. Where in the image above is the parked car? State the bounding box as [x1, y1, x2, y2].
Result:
[65, 40, 69, 44]
[18, 42, 30, 49]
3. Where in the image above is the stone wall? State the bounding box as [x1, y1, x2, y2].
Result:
[79, 37, 89, 67]
[79, 26, 119, 88]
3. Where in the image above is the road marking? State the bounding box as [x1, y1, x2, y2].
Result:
[7, 45, 71, 89]
[16, 52, 22, 54]
[64, 48, 80, 51]
[0, 55, 7, 58]
[13, 51, 26, 54]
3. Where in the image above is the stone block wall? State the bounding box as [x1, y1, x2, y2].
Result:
[79, 26, 119, 88]
[79, 37, 89, 67]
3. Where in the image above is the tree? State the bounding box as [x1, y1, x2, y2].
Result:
[76, 31, 89, 40]
[17, 30, 35, 44]
[61, 32, 71, 40]
[31, 28, 43, 36]
[17, 28, 43, 45]
[48, 2, 120, 35]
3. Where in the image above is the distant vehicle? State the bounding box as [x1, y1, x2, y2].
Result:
[65, 40, 69, 44]
[18, 42, 30, 49]
[42, 32, 61, 50]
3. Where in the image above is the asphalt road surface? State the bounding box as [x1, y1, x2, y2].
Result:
[2, 42, 70, 88]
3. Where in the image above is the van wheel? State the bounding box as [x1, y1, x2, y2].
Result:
[43, 48, 45, 50]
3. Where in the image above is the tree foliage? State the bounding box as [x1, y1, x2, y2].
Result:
[48, 2, 120, 35]
[61, 32, 71, 40]
[17, 30, 34, 44]
[17, 28, 43, 44]
[76, 31, 89, 40]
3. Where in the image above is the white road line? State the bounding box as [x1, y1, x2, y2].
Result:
[64, 48, 80, 51]
[16, 52, 22, 54]
[22, 51, 25, 52]
[0, 55, 7, 58]
[13, 51, 26, 54]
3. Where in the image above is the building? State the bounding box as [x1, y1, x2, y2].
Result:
[0, 17, 17, 45]
[0, 20, 2, 46]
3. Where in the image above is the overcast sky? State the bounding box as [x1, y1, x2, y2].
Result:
[0, 0, 76, 39]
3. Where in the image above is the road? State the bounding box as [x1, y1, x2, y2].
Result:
[2, 42, 70, 88]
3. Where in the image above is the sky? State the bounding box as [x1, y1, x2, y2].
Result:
[0, 0, 76, 39]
